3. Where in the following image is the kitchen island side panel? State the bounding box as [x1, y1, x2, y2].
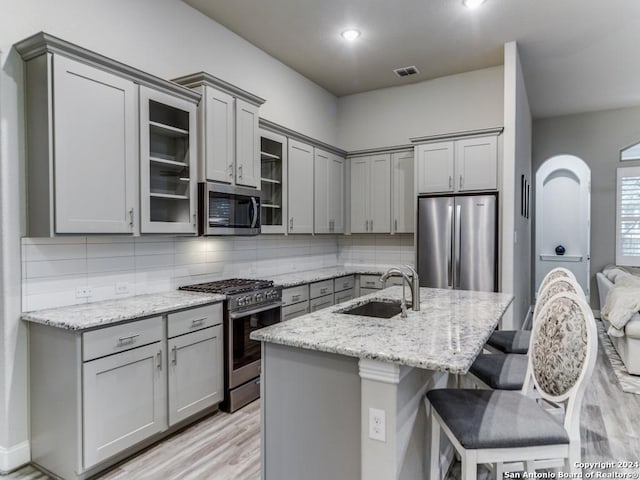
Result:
[262, 342, 360, 480]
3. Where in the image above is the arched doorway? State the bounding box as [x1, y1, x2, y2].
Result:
[535, 155, 591, 295]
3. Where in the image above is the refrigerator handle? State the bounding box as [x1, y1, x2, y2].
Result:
[455, 204, 462, 288]
[448, 205, 453, 288]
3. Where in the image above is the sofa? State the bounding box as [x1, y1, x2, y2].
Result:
[596, 270, 640, 375]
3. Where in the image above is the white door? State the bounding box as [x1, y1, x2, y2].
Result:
[168, 326, 223, 426]
[235, 98, 260, 188]
[350, 157, 370, 233]
[83, 342, 166, 468]
[416, 141, 454, 194]
[392, 150, 414, 233]
[369, 154, 391, 233]
[535, 155, 591, 295]
[329, 153, 345, 234]
[53, 55, 136, 234]
[455, 136, 498, 191]
[314, 149, 330, 234]
[288, 140, 314, 233]
[204, 86, 234, 183]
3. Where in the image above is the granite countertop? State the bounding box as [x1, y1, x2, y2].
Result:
[22, 291, 225, 331]
[267, 265, 394, 288]
[251, 286, 514, 374]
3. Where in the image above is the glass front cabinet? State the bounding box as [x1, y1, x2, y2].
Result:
[260, 129, 288, 234]
[140, 86, 198, 234]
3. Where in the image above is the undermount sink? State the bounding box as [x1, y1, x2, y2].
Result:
[340, 300, 410, 319]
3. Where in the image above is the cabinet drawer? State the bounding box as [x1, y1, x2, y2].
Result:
[359, 274, 383, 290]
[310, 294, 334, 312]
[334, 289, 354, 305]
[359, 287, 381, 296]
[282, 285, 309, 306]
[83, 316, 163, 362]
[282, 301, 310, 321]
[168, 303, 222, 338]
[310, 279, 334, 299]
[334, 275, 355, 292]
[382, 276, 404, 287]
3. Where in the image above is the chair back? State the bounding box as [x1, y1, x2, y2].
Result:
[538, 267, 577, 295]
[532, 277, 584, 325]
[526, 292, 597, 436]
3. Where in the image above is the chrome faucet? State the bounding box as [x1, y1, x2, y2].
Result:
[380, 265, 421, 317]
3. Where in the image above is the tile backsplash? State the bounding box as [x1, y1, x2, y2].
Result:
[21, 234, 415, 311]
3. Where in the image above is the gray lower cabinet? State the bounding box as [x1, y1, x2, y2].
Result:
[281, 284, 310, 321]
[168, 325, 223, 425]
[83, 340, 166, 468]
[29, 302, 223, 480]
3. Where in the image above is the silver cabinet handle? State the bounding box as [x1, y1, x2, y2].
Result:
[460, 174, 463, 189]
[291, 294, 301, 301]
[394, 219, 398, 232]
[191, 318, 206, 328]
[128, 208, 134, 227]
[370, 219, 373, 231]
[289, 218, 294, 230]
[117, 334, 139, 346]
[365, 281, 376, 286]
[192, 213, 197, 227]
[238, 164, 243, 178]
[228, 163, 234, 178]
[320, 288, 328, 294]
[172, 345, 177, 365]
[449, 176, 452, 189]
[156, 350, 162, 370]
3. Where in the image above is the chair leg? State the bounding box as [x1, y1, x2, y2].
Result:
[429, 414, 441, 480]
[461, 450, 477, 480]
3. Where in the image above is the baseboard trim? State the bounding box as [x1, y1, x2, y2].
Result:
[0, 440, 30, 474]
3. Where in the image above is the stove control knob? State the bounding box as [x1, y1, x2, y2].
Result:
[237, 296, 244, 307]
[255, 293, 264, 302]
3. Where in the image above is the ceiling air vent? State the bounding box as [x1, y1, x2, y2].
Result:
[393, 65, 420, 78]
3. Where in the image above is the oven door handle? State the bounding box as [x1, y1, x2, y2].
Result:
[250, 197, 259, 228]
[229, 301, 282, 319]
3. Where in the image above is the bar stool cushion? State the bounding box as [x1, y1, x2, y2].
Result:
[469, 353, 527, 390]
[486, 330, 531, 354]
[426, 389, 569, 449]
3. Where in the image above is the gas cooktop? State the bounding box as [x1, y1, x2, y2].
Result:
[179, 278, 274, 295]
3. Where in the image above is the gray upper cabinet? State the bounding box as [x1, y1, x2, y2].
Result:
[392, 150, 415, 234]
[350, 154, 391, 234]
[16, 32, 201, 236]
[288, 139, 314, 234]
[314, 148, 344, 234]
[140, 86, 198, 234]
[172, 73, 265, 188]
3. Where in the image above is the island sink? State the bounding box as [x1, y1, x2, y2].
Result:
[340, 300, 411, 319]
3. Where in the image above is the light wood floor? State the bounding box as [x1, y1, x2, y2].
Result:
[4, 336, 640, 480]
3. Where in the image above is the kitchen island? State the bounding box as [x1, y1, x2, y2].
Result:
[251, 286, 513, 480]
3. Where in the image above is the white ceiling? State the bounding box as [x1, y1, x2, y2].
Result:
[184, 0, 640, 118]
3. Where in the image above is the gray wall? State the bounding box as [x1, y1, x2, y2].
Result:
[533, 105, 640, 308]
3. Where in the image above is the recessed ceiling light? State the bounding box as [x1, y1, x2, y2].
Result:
[463, 0, 486, 8]
[341, 29, 361, 41]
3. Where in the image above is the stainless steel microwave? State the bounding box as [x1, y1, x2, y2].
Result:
[199, 183, 261, 235]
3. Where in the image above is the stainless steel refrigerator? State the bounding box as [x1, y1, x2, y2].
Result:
[417, 194, 498, 292]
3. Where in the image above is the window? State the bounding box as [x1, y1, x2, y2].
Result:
[616, 166, 640, 266]
[621, 141, 640, 161]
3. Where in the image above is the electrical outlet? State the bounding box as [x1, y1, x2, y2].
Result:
[368, 407, 386, 442]
[115, 283, 131, 295]
[75, 286, 93, 298]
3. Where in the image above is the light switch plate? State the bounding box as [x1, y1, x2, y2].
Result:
[368, 407, 386, 442]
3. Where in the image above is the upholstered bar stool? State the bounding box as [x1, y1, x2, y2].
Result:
[426, 291, 597, 480]
[485, 267, 579, 355]
[468, 276, 583, 390]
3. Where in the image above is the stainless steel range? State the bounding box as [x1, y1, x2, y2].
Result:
[180, 278, 282, 412]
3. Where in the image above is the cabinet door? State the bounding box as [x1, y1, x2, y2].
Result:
[455, 136, 498, 191]
[350, 157, 370, 234]
[392, 151, 415, 233]
[204, 86, 234, 183]
[369, 154, 391, 233]
[416, 141, 454, 194]
[140, 86, 198, 234]
[168, 326, 223, 426]
[83, 342, 166, 468]
[260, 129, 287, 234]
[288, 140, 314, 233]
[235, 99, 260, 188]
[329, 153, 345, 234]
[53, 55, 136, 234]
[313, 148, 330, 234]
